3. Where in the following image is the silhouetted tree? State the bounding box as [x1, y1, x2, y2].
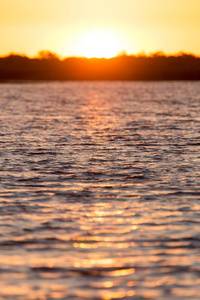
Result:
[37, 50, 60, 60]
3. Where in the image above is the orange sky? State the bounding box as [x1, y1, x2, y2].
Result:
[0, 0, 200, 58]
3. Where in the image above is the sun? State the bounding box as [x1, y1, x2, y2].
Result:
[75, 29, 122, 58]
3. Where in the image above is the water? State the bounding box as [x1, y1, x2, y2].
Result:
[0, 81, 200, 300]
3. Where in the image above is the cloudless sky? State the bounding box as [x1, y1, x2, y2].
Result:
[0, 0, 200, 57]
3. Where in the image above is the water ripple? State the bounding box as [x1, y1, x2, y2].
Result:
[0, 81, 200, 299]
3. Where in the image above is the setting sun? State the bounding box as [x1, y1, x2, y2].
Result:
[0, 0, 200, 57]
[74, 30, 123, 58]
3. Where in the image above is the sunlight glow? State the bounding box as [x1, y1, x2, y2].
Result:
[74, 29, 123, 58]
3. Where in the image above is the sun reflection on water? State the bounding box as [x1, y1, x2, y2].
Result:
[1, 82, 200, 299]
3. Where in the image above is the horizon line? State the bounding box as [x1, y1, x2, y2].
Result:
[1, 50, 200, 60]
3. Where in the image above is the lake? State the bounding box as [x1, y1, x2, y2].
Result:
[0, 81, 200, 299]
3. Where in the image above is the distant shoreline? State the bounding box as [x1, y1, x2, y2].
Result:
[1, 53, 200, 81]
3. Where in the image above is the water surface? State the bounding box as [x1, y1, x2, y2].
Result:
[0, 81, 200, 299]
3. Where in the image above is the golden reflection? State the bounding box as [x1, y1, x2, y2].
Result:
[1, 285, 30, 296]
[127, 281, 136, 287]
[50, 292, 66, 299]
[81, 258, 115, 267]
[80, 89, 118, 141]
[172, 288, 196, 297]
[73, 241, 135, 249]
[12, 273, 26, 279]
[74, 235, 134, 242]
[90, 281, 118, 288]
[75, 289, 135, 300]
[101, 289, 135, 300]
[85, 210, 123, 217]
[105, 268, 135, 277]
[73, 242, 98, 249]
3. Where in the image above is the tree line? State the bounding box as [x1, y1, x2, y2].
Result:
[0, 51, 200, 81]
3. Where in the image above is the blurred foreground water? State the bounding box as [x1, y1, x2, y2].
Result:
[0, 81, 200, 299]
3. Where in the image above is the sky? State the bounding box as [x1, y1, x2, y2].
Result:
[1, 0, 200, 58]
